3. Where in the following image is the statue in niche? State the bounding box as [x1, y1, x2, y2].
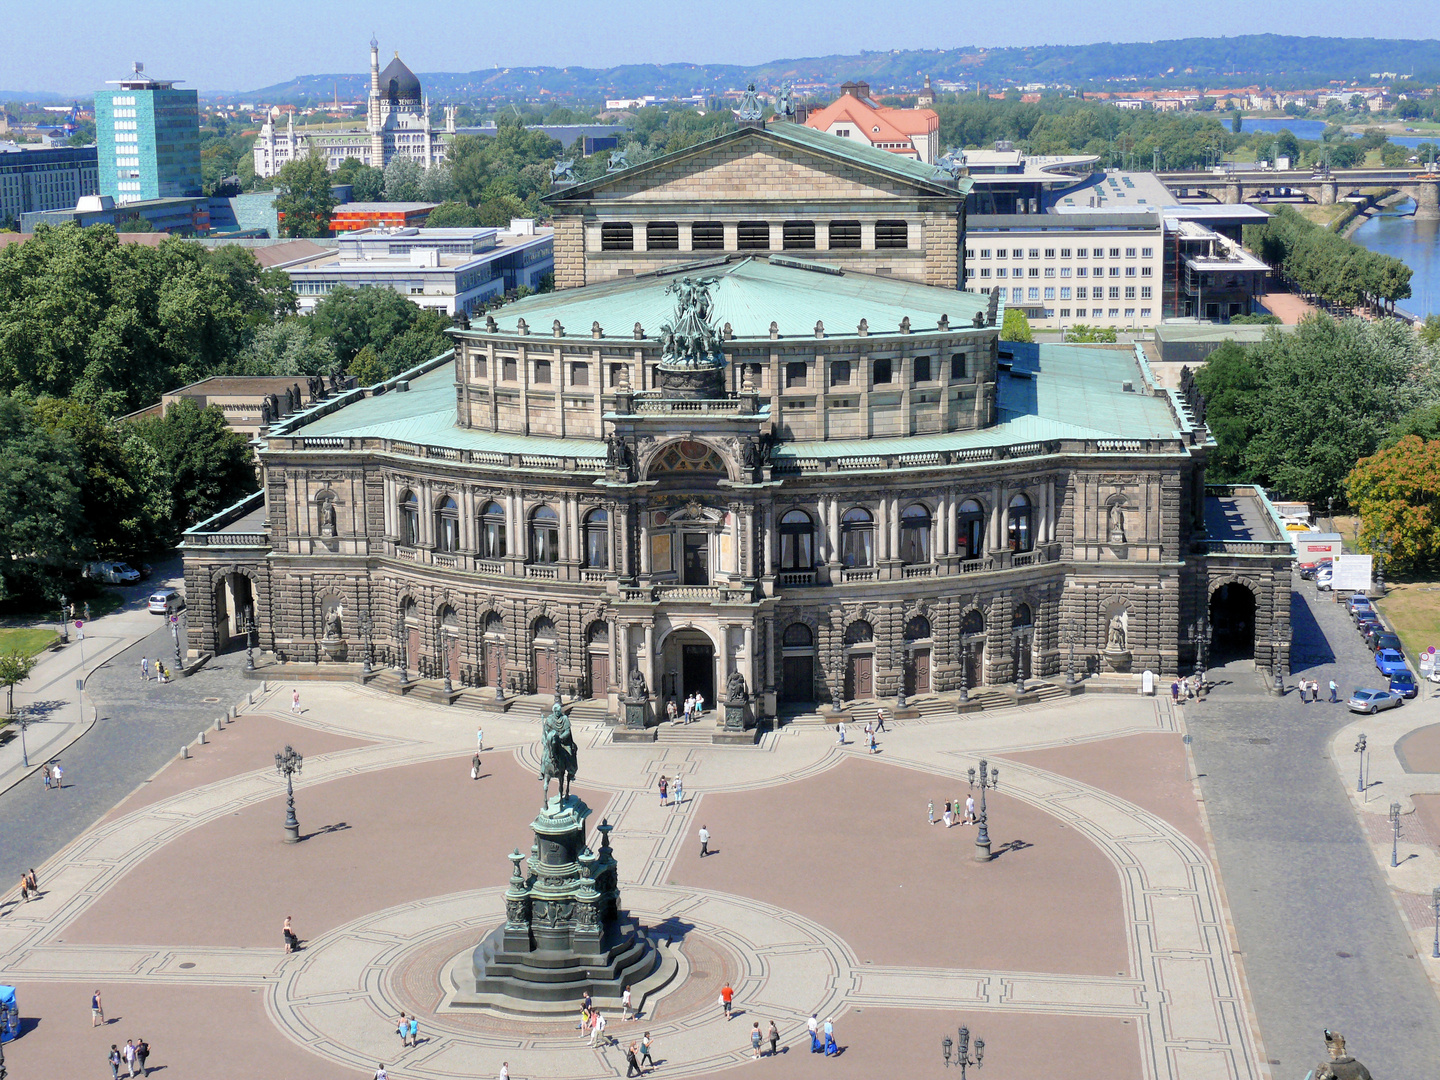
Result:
[726, 668, 748, 704]
[606, 435, 630, 469]
[628, 667, 648, 701]
[742, 438, 761, 470]
[323, 606, 343, 640]
[1106, 613, 1127, 653]
[1108, 502, 1127, 544]
[319, 499, 337, 536]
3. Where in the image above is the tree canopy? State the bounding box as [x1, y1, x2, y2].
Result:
[1245, 206, 1411, 313]
[273, 155, 337, 238]
[1345, 435, 1440, 576]
[0, 396, 86, 603]
[308, 285, 453, 378]
[128, 399, 258, 532]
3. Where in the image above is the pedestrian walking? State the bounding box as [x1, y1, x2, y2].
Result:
[672, 777, 683, 809]
[109, 1045, 122, 1079]
[626, 1040, 643, 1077]
[768, 1020, 779, 1057]
[683, 693, 694, 723]
[1170, 680, 1180, 703]
[140, 657, 148, 681]
[592, 1009, 609, 1047]
[374, 1066, 387, 1080]
[874, 711, 886, 733]
[823, 1017, 838, 1056]
[720, 982, 734, 1021]
[500, 1063, 510, 1080]
[751, 1022, 763, 1059]
[136, 1038, 150, 1077]
[42, 763, 51, 791]
[26, 868, 38, 896]
[808, 1014, 821, 1053]
[582, 989, 593, 1014]
[622, 985, 633, 1021]
[964, 795, 976, 824]
[408, 1015, 418, 1047]
[283, 915, 298, 953]
[836, 721, 846, 744]
[291, 688, 301, 714]
[472, 753, 481, 780]
[397, 1013, 408, 1046]
[943, 801, 953, 829]
[123, 1039, 137, 1078]
[868, 728, 877, 754]
[476, 726, 484, 750]
[19, 875, 28, 903]
[666, 698, 677, 722]
[640, 1032, 655, 1069]
[928, 799, 935, 825]
[658, 775, 669, 807]
[92, 989, 105, 1026]
[693, 691, 705, 720]
[1329, 679, 1339, 703]
[51, 763, 62, 789]
[699, 824, 710, 858]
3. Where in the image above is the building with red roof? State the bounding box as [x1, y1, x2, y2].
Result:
[802, 81, 940, 164]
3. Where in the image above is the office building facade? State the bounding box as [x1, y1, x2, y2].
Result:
[95, 63, 201, 204]
[0, 143, 98, 224]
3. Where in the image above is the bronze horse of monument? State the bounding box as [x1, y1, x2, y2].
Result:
[539, 702, 578, 803]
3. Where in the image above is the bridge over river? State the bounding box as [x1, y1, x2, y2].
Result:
[1158, 168, 1439, 219]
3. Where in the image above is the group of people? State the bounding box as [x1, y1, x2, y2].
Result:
[39, 762, 63, 790]
[17, 867, 39, 902]
[1169, 675, 1205, 704]
[395, 1011, 421, 1047]
[106, 1037, 151, 1078]
[1294, 678, 1339, 703]
[807, 1013, 840, 1055]
[656, 774, 683, 808]
[930, 797, 977, 828]
[666, 693, 707, 724]
[138, 657, 171, 683]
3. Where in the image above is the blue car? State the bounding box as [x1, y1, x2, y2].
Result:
[1375, 648, 1409, 677]
[1390, 669, 1419, 699]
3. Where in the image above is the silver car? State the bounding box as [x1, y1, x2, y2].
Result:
[1347, 688, 1403, 714]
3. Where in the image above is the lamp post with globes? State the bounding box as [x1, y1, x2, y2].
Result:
[275, 745, 304, 844]
[244, 612, 257, 672]
[968, 760, 999, 862]
[941, 1026, 985, 1077]
[358, 612, 374, 675]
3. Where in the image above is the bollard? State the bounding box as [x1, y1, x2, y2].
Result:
[198, 731, 206, 745]
[181, 744, 189, 759]
[215, 717, 223, 730]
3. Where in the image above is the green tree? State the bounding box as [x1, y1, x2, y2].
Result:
[1000, 307, 1033, 343]
[0, 396, 86, 603]
[1064, 324, 1117, 343]
[308, 285, 452, 371]
[1344, 435, 1440, 575]
[1193, 341, 1262, 480]
[347, 344, 385, 385]
[423, 201, 483, 228]
[1420, 315, 1440, 350]
[0, 650, 39, 715]
[1230, 111, 1243, 135]
[382, 156, 424, 202]
[1386, 402, 1440, 447]
[235, 319, 337, 376]
[273, 155, 336, 238]
[129, 399, 257, 531]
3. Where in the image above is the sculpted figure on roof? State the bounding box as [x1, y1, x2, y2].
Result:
[660, 276, 724, 369]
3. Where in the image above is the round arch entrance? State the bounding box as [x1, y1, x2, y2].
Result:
[1210, 582, 1256, 662]
[660, 627, 717, 712]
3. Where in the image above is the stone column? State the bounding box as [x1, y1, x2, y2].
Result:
[643, 623, 657, 702]
[889, 493, 901, 560]
[988, 482, 1003, 552]
[827, 498, 840, 561]
[744, 622, 756, 698]
[729, 509, 741, 577]
[639, 511, 651, 575]
[762, 504, 774, 577]
[619, 622, 631, 684]
[506, 491, 521, 559]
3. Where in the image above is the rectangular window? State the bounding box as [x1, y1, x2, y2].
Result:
[1141, 266, 1152, 277]
[1044, 248, 1055, 259]
[950, 353, 966, 379]
[979, 248, 991, 259]
[1140, 286, 1152, 299]
[1075, 248, 1087, 258]
[1140, 307, 1152, 317]
[1027, 287, 1039, 300]
[1125, 247, 1136, 258]
[1109, 267, 1121, 277]
[1125, 266, 1136, 277]
[1043, 309, 1055, 318]
[1108, 286, 1120, 300]
[1028, 267, 1039, 278]
[1076, 267, 1087, 278]
[964, 248, 975, 259]
[1109, 307, 1119, 317]
[783, 220, 816, 250]
[1011, 287, 1023, 302]
[828, 220, 861, 249]
[785, 362, 807, 388]
[533, 360, 552, 384]
[1109, 247, 1120, 258]
[737, 221, 771, 250]
[570, 362, 589, 386]
[1027, 248, 1039, 258]
[503, 358, 517, 381]
[1060, 267, 1071, 278]
[474, 356, 488, 377]
[913, 355, 932, 382]
[1124, 286, 1136, 299]
[609, 363, 626, 387]
[875, 220, 909, 249]
[1094, 250, 1104, 261]
[1124, 308, 1135, 317]
[1076, 287, 1088, 300]
[830, 360, 851, 386]
[995, 268, 1006, 279]
[1059, 287, 1071, 300]
[1059, 308, 1071, 317]
[1141, 247, 1153, 258]
[979, 268, 991, 278]
[691, 221, 724, 250]
[1060, 248, 1071, 258]
[600, 222, 633, 251]
[1043, 287, 1055, 300]
[1043, 267, 1055, 278]
[995, 248, 1007, 259]
[873, 358, 892, 385]
[646, 221, 678, 250]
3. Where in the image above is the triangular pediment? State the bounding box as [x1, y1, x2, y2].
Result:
[546, 127, 960, 207]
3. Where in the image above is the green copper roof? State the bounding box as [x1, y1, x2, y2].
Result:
[544, 122, 970, 202]
[459, 257, 991, 341]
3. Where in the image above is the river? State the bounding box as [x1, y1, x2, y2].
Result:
[1240, 117, 1437, 151]
[1350, 201, 1440, 319]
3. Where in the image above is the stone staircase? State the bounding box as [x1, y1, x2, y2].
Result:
[652, 718, 718, 746]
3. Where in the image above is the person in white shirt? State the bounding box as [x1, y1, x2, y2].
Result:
[622, 985, 633, 1020]
[698, 825, 711, 858]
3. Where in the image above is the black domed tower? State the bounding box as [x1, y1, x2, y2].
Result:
[379, 53, 421, 106]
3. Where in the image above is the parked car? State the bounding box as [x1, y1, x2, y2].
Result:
[1347, 595, 1375, 617]
[1348, 688, 1404, 714]
[1299, 559, 1332, 580]
[1371, 632, 1404, 654]
[147, 589, 184, 615]
[1390, 669, 1419, 699]
[1315, 568, 1335, 591]
[1376, 648, 1410, 677]
[1355, 613, 1382, 638]
[85, 560, 141, 584]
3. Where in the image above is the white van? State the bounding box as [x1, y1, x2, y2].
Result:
[86, 561, 141, 584]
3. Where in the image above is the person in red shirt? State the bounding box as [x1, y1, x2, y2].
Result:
[720, 983, 734, 1021]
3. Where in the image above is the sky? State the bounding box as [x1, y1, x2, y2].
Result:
[4, 0, 1435, 95]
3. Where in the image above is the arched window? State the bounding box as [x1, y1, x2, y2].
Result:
[587, 622, 609, 645]
[479, 501, 506, 559]
[434, 495, 459, 553]
[844, 620, 874, 646]
[529, 505, 559, 564]
[841, 507, 874, 568]
[957, 499, 985, 559]
[483, 612, 505, 637]
[905, 615, 932, 641]
[961, 609, 984, 637]
[782, 623, 813, 647]
[399, 490, 420, 547]
[583, 508, 609, 569]
[900, 503, 932, 564]
[1008, 493, 1034, 553]
[1014, 603, 1033, 628]
[532, 616, 557, 642]
[779, 510, 815, 570]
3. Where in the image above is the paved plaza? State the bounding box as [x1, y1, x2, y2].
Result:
[0, 672, 1269, 1080]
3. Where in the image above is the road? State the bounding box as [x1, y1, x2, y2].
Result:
[1190, 576, 1440, 1078]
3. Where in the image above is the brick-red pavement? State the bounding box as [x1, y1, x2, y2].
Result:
[67, 751, 612, 949]
[1396, 723, 1440, 775]
[104, 712, 376, 820]
[672, 755, 1130, 976]
[0, 981, 357, 1080]
[1007, 732, 1206, 848]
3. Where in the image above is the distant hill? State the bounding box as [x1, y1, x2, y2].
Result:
[232, 35, 1440, 103]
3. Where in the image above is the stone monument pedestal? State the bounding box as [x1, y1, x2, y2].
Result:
[1102, 649, 1132, 673]
[319, 637, 347, 663]
[712, 700, 755, 745]
[612, 696, 656, 743]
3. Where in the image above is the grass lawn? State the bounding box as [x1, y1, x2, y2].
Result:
[1375, 582, 1440, 669]
[0, 627, 59, 658]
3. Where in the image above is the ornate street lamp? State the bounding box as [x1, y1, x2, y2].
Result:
[1355, 734, 1367, 794]
[244, 612, 257, 672]
[941, 1036, 952, 1068]
[58, 593, 68, 643]
[949, 1025, 984, 1078]
[1390, 802, 1403, 868]
[396, 615, 409, 683]
[439, 613, 452, 694]
[968, 760, 1000, 863]
[170, 612, 185, 673]
[957, 649, 969, 703]
[275, 745, 304, 844]
[358, 612, 374, 675]
[15, 709, 31, 769]
[1373, 529, 1391, 594]
[1196, 613, 1209, 684]
[1431, 886, 1440, 960]
[1013, 635, 1025, 692]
